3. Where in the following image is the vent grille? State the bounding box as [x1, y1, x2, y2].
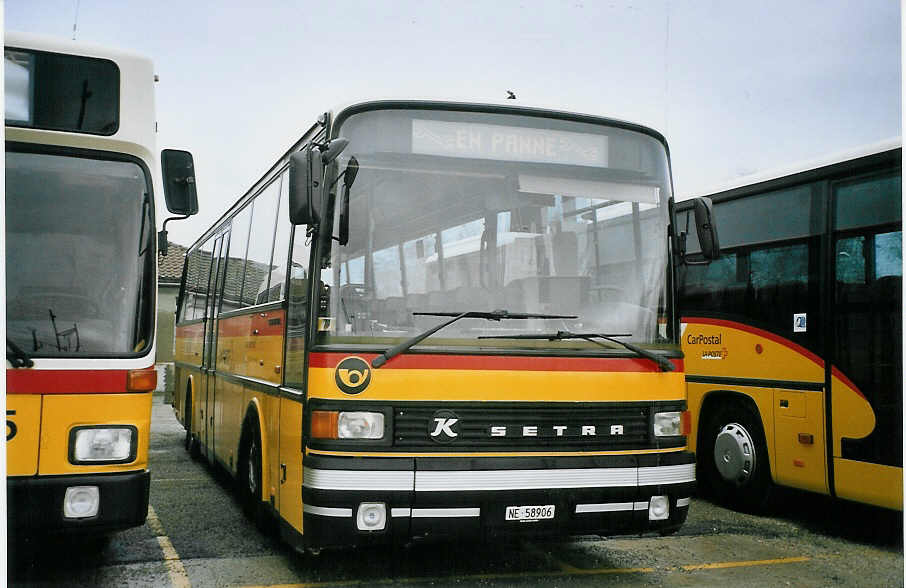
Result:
[393, 404, 664, 451]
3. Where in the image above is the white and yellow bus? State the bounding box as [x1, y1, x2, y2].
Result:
[174, 101, 720, 551]
[678, 141, 902, 512]
[5, 32, 197, 535]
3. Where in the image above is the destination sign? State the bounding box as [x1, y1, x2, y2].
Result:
[412, 119, 608, 167]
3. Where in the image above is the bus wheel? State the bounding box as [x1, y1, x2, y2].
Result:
[184, 390, 200, 459]
[701, 400, 771, 512]
[238, 413, 263, 519]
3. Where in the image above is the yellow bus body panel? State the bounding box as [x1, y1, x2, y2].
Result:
[683, 320, 823, 383]
[278, 397, 304, 533]
[834, 458, 903, 510]
[38, 393, 151, 475]
[829, 373, 877, 457]
[772, 389, 827, 493]
[7, 395, 43, 476]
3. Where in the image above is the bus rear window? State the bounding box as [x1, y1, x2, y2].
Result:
[5, 48, 119, 135]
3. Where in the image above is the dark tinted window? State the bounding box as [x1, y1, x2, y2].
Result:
[680, 182, 822, 253]
[5, 48, 119, 135]
[680, 240, 819, 349]
[834, 172, 902, 467]
[835, 174, 901, 231]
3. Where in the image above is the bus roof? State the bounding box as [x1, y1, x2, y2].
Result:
[4, 31, 152, 64]
[680, 138, 902, 203]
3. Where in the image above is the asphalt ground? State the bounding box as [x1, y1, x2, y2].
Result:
[7, 394, 904, 587]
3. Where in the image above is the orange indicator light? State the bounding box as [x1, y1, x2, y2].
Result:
[681, 411, 692, 436]
[126, 369, 157, 392]
[311, 411, 339, 439]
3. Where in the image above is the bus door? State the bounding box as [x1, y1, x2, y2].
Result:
[203, 233, 230, 461]
[829, 172, 902, 509]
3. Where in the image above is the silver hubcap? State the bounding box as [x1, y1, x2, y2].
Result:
[248, 438, 258, 495]
[713, 422, 756, 485]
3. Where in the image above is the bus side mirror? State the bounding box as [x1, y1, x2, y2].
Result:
[693, 197, 720, 260]
[289, 145, 323, 226]
[161, 149, 199, 216]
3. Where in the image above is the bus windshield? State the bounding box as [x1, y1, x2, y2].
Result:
[319, 107, 674, 351]
[5, 149, 155, 357]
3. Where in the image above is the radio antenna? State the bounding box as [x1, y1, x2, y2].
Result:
[72, 0, 81, 40]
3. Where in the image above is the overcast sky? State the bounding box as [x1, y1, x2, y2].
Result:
[5, 0, 901, 246]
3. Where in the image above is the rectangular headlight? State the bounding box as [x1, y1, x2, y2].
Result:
[338, 412, 384, 439]
[70, 426, 137, 463]
[653, 411, 682, 437]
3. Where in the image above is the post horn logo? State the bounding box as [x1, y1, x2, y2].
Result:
[335, 356, 372, 394]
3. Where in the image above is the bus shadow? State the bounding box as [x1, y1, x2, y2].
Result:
[766, 486, 902, 548]
[7, 532, 113, 582]
[280, 537, 563, 584]
[698, 487, 903, 550]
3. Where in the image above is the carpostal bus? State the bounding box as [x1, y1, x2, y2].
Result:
[173, 101, 720, 551]
[5, 32, 198, 535]
[677, 141, 902, 512]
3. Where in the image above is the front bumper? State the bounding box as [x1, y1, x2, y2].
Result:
[7, 470, 150, 535]
[302, 452, 694, 548]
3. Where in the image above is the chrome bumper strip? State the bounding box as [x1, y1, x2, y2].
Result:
[303, 505, 353, 517]
[302, 463, 695, 492]
[412, 507, 481, 518]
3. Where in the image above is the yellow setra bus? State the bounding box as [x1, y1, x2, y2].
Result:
[173, 100, 720, 551]
[5, 32, 198, 535]
[678, 141, 902, 512]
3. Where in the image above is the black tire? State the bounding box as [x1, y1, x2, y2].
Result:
[183, 391, 192, 451]
[699, 398, 772, 512]
[184, 390, 200, 460]
[238, 412, 264, 520]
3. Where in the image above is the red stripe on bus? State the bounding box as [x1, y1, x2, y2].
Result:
[309, 352, 682, 373]
[6, 369, 129, 394]
[682, 316, 866, 399]
[683, 316, 825, 366]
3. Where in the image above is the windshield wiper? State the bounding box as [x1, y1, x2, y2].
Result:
[478, 330, 675, 372]
[7, 338, 35, 368]
[371, 309, 577, 368]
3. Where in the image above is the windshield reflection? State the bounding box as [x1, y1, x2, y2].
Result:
[6, 150, 154, 356]
[318, 108, 674, 350]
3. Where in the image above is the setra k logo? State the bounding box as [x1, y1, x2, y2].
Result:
[428, 410, 460, 443]
[335, 357, 372, 394]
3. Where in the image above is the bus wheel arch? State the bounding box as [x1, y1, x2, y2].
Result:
[698, 390, 772, 512]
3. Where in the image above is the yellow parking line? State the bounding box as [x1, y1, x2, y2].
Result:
[148, 505, 191, 588]
[681, 555, 811, 571]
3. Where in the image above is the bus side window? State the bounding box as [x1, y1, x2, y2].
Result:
[221, 204, 253, 313]
[246, 181, 281, 307]
[269, 172, 293, 303]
